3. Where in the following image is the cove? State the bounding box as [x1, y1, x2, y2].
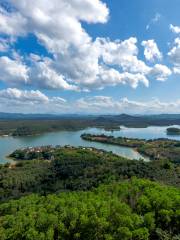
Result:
[0, 128, 146, 164]
[1, 125, 180, 164]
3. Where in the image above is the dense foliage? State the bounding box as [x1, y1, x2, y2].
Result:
[0, 147, 179, 202]
[81, 134, 180, 163]
[1, 144, 180, 239]
[0, 178, 179, 240]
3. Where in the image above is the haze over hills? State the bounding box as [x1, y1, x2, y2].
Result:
[0, 112, 94, 120]
[94, 114, 180, 127]
[0, 112, 180, 128]
[0, 112, 180, 119]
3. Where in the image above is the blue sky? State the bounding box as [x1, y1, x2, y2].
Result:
[0, 0, 180, 114]
[83, 0, 180, 101]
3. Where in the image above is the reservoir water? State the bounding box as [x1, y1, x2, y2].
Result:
[0, 125, 180, 164]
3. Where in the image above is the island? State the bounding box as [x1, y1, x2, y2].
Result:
[81, 133, 180, 163]
[167, 127, 180, 135]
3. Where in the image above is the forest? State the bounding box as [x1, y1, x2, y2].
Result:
[0, 178, 179, 240]
[81, 134, 180, 164]
[0, 146, 179, 239]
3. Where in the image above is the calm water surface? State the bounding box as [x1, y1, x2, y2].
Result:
[0, 125, 180, 164]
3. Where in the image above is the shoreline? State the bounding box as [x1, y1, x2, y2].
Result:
[81, 136, 150, 161]
[81, 133, 180, 163]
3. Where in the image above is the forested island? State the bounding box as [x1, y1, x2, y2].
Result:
[81, 134, 180, 164]
[0, 145, 179, 239]
[167, 127, 180, 135]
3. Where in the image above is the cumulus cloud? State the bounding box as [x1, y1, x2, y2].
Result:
[0, 56, 29, 84]
[169, 25, 180, 73]
[0, 88, 67, 113]
[0, 7, 27, 36]
[97, 37, 150, 74]
[0, 0, 172, 91]
[149, 64, 172, 81]
[0, 88, 49, 102]
[98, 67, 149, 89]
[170, 24, 180, 34]
[29, 56, 79, 90]
[168, 38, 180, 74]
[142, 40, 162, 62]
[75, 96, 180, 114]
[0, 0, 108, 90]
[4, 0, 108, 49]
[0, 88, 179, 114]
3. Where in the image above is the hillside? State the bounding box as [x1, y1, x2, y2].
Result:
[0, 178, 179, 240]
[0, 113, 180, 136]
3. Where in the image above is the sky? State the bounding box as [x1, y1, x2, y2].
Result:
[0, 0, 180, 114]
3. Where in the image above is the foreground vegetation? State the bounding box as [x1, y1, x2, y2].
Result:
[0, 178, 179, 240]
[81, 134, 180, 164]
[0, 147, 178, 203]
[0, 146, 179, 239]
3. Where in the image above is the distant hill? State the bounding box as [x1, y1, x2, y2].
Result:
[0, 112, 180, 127]
[0, 112, 93, 120]
[94, 114, 180, 127]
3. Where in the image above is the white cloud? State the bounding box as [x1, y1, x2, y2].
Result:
[75, 96, 180, 114]
[0, 88, 179, 114]
[0, 88, 49, 102]
[142, 40, 162, 62]
[98, 67, 149, 89]
[0, 56, 29, 84]
[0, 1, 173, 91]
[29, 57, 79, 91]
[97, 37, 151, 74]
[168, 38, 180, 74]
[65, 0, 109, 24]
[0, 7, 27, 36]
[0, 0, 108, 90]
[149, 64, 172, 81]
[76, 96, 115, 111]
[170, 24, 180, 34]
[97, 37, 138, 64]
[0, 88, 67, 113]
[0, 55, 79, 90]
[5, 0, 108, 48]
[173, 67, 180, 74]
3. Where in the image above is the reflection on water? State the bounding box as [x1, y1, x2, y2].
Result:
[0, 125, 179, 164]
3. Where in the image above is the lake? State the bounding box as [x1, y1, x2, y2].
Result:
[0, 125, 180, 164]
